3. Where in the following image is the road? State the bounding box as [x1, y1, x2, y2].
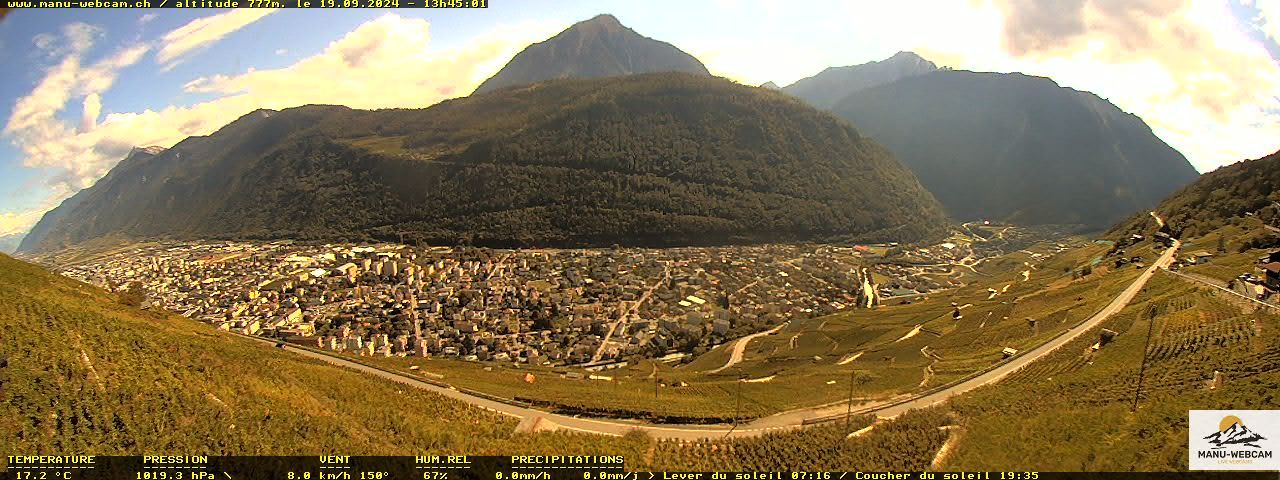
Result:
[1163, 267, 1278, 311]
[590, 263, 670, 364]
[236, 237, 1180, 440]
[842, 236, 1180, 420]
[706, 321, 789, 374]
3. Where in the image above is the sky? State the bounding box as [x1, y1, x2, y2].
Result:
[2, 0, 1280, 240]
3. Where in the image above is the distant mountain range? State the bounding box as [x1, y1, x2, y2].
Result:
[1111, 148, 1280, 239]
[0, 233, 22, 254]
[779, 51, 938, 109]
[19, 15, 1208, 253]
[830, 69, 1199, 228]
[19, 73, 948, 253]
[473, 14, 709, 94]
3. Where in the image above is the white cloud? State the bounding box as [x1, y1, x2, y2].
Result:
[156, 9, 278, 69]
[0, 209, 47, 237]
[138, 13, 158, 26]
[1249, 0, 1280, 43]
[693, 0, 1280, 171]
[2, 14, 554, 237]
[975, 0, 1280, 171]
[80, 93, 102, 133]
[181, 14, 554, 109]
[32, 22, 103, 59]
[5, 42, 152, 188]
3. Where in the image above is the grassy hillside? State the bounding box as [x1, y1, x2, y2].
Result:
[0, 253, 651, 459]
[22, 73, 947, 253]
[942, 272, 1280, 470]
[0, 253, 963, 469]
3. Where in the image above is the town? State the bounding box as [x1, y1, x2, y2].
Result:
[52, 226, 1074, 367]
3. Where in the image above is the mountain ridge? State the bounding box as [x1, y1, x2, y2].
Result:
[831, 68, 1199, 228]
[20, 73, 949, 254]
[473, 14, 710, 95]
[781, 51, 937, 109]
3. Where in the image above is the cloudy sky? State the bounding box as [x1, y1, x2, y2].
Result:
[2, 0, 1279, 239]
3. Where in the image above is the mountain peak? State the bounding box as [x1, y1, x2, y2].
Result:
[782, 52, 938, 109]
[887, 51, 926, 62]
[131, 145, 167, 156]
[579, 13, 624, 30]
[472, 14, 709, 95]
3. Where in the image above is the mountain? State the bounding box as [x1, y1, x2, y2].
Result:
[759, 81, 781, 90]
[1110, 149, 1280, 239]
[781, 51, 937, 109]
[473, 14, 709, 95]
[1204, 421, 1267, 448]
[19, 73, 949, 254]
[0, 253, 608, 453]
[0, 234, 22, 254]
[832, 70, 1200, 228]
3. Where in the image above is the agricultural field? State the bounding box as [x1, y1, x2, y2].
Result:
[940, 273, 1280, 471]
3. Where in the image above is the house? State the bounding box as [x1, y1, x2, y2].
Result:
[1188, 251, 1215, 265]
[1263, 262, 1280, 290]
[1260, 250, 1280, 265]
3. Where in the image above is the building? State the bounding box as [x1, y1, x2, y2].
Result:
[1188, 251, 1215, 265]
[1263, 262, 1280, 290]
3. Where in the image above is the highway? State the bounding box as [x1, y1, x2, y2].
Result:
[240, 237, 1181, 440]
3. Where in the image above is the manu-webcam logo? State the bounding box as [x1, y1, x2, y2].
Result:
[1190, 410, 1280, 470]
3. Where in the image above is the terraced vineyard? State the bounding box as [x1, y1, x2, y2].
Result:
[650, 411, 950, 471]
[0, 254, 653, 460]
[941, 273, 1280, 471]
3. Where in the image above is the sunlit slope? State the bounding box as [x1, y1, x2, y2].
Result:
[0, 254, 644, 457]
[1111, 148, 1280, 240]
[943, 272, 1280, 470]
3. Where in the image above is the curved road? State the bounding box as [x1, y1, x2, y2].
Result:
[241, 238, 1179, 440]
[706, 321, 788, 374]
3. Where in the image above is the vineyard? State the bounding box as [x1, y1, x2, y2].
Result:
[0, 254, 656, 461]
[940, 273, 1280, 471]
[648, 411, 951, 471]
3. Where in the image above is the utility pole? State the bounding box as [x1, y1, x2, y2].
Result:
[845, 369, 856, 436]
[735, 375, 744, 425]
[1131, 306, 1157, 412]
